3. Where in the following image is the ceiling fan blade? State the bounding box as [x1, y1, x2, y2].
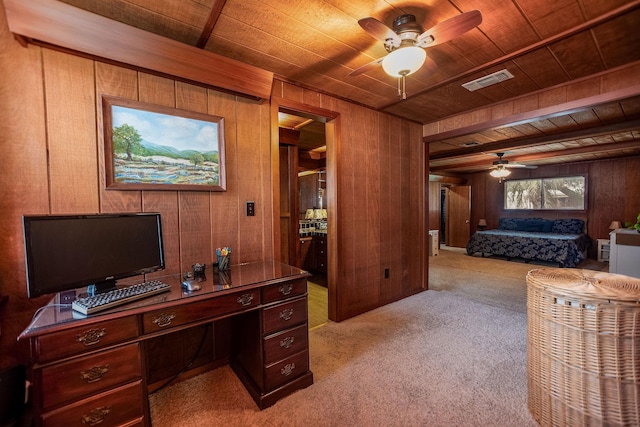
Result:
[417, 10, 482, 47]
[358, 17, 401, 46]
[506, 164, 538, 169]
[349, 56, 385, 76]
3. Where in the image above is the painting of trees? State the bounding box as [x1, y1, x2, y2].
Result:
[103, 96, 226, 191]
[112, 124, 143, 161]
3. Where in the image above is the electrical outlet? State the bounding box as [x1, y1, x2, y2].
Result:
[246, 201, 255, 216]
[384, 268, 389, 279]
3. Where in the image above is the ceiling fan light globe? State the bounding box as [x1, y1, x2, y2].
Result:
[489, 168, 511, 178]
[382, 46, 426, 77]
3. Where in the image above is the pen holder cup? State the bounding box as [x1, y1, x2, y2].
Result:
[217, 254, 231, 271]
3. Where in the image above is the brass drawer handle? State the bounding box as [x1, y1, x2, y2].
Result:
[237, 293, 254, 306]
[279, 284, 293, 295]
[81, 406, 111, 426]
[281, 363, 295, 376]
[280, 336, 295, 349]
[279, 308, 294, 321]
[152, 312, 176, 328]
[76, 328, 107, 346]
[80, 365, 110, 383]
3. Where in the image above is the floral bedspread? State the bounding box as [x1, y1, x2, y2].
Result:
[466, 229, 592, 268]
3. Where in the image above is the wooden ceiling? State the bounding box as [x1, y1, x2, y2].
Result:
[54, 0, 640, 174]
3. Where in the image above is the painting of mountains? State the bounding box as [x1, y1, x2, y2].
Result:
[103, 96, 226, 191]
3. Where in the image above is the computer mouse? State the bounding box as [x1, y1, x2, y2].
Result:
[181, 279, 201, 291]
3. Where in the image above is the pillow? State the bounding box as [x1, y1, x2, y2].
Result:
[540, 219, 554, 232]
[552, 219, 584, 234]
[514, 218, 542, 231]
[498, 218, 518, 230]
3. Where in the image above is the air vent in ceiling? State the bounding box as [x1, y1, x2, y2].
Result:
[461, 141, 480, 147]
[462, 69, 514, 92]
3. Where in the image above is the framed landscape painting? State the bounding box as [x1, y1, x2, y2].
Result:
[102, 96, 226, 191]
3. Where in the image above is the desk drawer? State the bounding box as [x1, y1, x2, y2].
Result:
[41, 380, 144, 427]
[40, 343, 142, 410]
[263, 324, 308, 365]
[36, 317, 139, 363]
[262, 297, 307, 335]
[262, 278, 307, 304]
[143, 289, 260, 333]
[264, 350, 309, 390]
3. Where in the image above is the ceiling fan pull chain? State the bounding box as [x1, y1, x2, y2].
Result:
[402, 75, 407, 100]
[397, 77, 402, 98]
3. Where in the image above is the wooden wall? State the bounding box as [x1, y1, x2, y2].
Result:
[428, 156, 640, 261]
[0, 9, 273, 368]
[272, 83, 426, 321]
[0, 5, 427, 368]
[465, 156, 640, 256]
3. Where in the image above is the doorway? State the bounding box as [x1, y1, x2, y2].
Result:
[272, 97, 339, 324]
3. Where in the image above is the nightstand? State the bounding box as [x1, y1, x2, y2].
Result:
[597, 238, 610, 262]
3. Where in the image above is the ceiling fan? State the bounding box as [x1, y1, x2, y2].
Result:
[350, 10, 482, 99]
[490, 152, 537, 181]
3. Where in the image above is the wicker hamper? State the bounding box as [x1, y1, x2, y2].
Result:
[527, 268, 640, 427]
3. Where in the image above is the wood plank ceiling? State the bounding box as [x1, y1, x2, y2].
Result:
[56, 0, 640, 174]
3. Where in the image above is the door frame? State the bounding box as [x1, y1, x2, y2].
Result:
[271, 96, 340, 321]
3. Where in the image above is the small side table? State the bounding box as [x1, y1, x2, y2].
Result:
[597, 238, 610, 262]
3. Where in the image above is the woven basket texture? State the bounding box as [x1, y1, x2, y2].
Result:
[527, 268, 640, 426]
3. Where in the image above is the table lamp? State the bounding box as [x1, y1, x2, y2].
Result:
[609, 221, 623, 230]
[478, 219, 488, 231]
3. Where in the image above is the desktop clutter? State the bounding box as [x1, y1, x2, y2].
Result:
[181, 247, 232, 292]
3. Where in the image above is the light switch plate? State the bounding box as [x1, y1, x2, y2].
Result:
[246, 201, 255, 216]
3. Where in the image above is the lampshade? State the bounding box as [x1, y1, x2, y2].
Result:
[609, 221, 623, 230]
[489, 167, 511, 178]
[478, 219, 487, 227]
[382, 47, 426, 77]
[305, 209, 314, 219]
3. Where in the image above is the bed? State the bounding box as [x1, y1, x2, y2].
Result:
[466, 217, 591, 268]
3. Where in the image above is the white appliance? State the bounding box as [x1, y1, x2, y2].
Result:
[609, 229, 640, 279]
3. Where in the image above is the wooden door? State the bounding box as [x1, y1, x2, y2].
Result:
[446, 185, 471, 248]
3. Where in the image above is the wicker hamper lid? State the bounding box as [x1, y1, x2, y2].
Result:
[527, 268, 640, 302]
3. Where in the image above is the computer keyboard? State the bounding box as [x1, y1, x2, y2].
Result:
[72, 280, 171, 315]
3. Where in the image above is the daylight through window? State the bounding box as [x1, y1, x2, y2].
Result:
[504, 176, 586, 210]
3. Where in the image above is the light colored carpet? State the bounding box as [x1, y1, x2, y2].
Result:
[429, 246, 607, 313]
[149, 248, 557, 426]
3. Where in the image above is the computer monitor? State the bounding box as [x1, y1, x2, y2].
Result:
[23, 213, 165, 298]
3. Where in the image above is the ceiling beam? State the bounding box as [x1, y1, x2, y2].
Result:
[424, 83, 640, 144]
[429, 140, 640, 172]
[430, 118, 640, 160]
[196, 0, 228, 49]
[3, 0, 273, 101]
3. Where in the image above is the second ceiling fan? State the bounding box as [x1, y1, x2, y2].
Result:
[351, 10, 482, 98]
[490, 152, 537, 182]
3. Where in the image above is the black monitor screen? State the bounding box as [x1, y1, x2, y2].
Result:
[23, 213, 165, 298]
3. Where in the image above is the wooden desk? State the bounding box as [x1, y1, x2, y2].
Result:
[19, 261, 313, 427]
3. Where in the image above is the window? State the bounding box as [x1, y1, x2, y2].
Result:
[505, 176, 586, 210]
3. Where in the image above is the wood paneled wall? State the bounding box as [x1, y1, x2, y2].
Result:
[465, 156, 640, 257]
[0, 5, 427, 367]
[272, 82, 426, 321]
[0, 8, 273, 367]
